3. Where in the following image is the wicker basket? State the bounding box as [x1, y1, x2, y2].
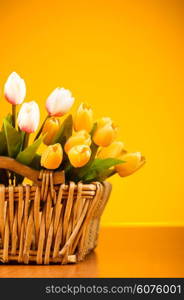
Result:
[0, 157, 112, 264]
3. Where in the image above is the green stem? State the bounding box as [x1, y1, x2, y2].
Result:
[22, 132, 30, 150]
[12, 104, 16, 128]
[34, 115, 49, 141]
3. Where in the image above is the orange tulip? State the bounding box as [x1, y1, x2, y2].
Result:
[41, 143, 63, 169]
[74, 103, 93, 132]
[97, 141, 125, 159]
[68, 145, 91, 167]
[42, 117, 60, 145]
[115, 152, 145, 177]
[64, 130, 91, 153]
[93, 117, 117, 147]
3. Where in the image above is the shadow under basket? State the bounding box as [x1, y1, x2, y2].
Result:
[0, 158, 112, 265]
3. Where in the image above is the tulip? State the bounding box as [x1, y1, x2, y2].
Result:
[68, 145, 91, 168]
[18, 101, 40, 133]
[115, 152, 145, 177]
[97, 141, 125, 159]
[4, 72, 26, 105]
[46, 87, 74, 117]
[41, 143, 63, 169]
[74, 103, 93, 132]
[64, 130, 91, 154]
[42, 117, 60, 145]
[4, 72, 26, 128]
[93, 117, 117, 147]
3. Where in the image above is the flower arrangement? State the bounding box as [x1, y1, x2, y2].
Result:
[0, 72, 145, 186]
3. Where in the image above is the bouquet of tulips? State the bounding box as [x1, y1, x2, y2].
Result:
[0, 72, 145, 186]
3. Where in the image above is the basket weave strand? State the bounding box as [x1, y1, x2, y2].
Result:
[0, 170, 111, 264]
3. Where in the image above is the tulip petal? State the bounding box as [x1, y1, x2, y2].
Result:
[4, 72, 26, 105]
[41, 143, 63, 169]
[46, 88, 74, 117]
[18, 101, 40, 133]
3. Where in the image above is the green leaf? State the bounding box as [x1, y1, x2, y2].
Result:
[91, 158, 123, 169]
[31, 154, 41, 170]
[0, 131, 7, 155]
[0, 114, 15, 155]
[0, 115, 12, 155]
[82, 158, 124, 182]
[3, 119, 23, 157]
[52, 114, 73, 146]
[4, 113, 13, 125]
[16, 136, 43, 166]
[89, 168, 116, 182]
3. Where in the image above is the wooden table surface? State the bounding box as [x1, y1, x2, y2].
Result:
[0, 226, 184, 278]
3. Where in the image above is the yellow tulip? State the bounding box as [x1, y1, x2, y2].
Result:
[64, 130, 91, 153]
[97, 141, 125, 159]
[41, 143, 63, 169]
[115, 152, 145, 177]
[74, 103, 93, 132]
[42, 117, 60, 145]
[93, 117, 117, 147]
[68, 145, 91, 167]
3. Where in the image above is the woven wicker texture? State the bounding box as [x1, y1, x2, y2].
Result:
[0, 170, 111, 264]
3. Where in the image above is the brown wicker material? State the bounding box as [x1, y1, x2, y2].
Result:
[0, 158, 112, 264]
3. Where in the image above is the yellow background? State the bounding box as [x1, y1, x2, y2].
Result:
[0, 0, 183, 226]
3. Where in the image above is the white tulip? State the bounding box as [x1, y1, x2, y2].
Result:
[18, 101, 40, 133]
[4, 72, 26, 105]
[46, 87, 74, 116]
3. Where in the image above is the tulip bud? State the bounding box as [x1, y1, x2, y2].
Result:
[97, 141, 125, 159]
[41, 143, 63, 169]
[4, 72, 26, 105]
[93, 117, 117, 147]
[42, 117, 60, 145]
[115, 152, 145, 177]
[68, 145, 91, 168]
[17, 101, 40, 133]
[64, 130, 91, 154]
[46, 87, 74, 117]
[74, 103, 93, 132]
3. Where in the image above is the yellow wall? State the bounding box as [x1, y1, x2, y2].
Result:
[0, 0, 183, 225]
